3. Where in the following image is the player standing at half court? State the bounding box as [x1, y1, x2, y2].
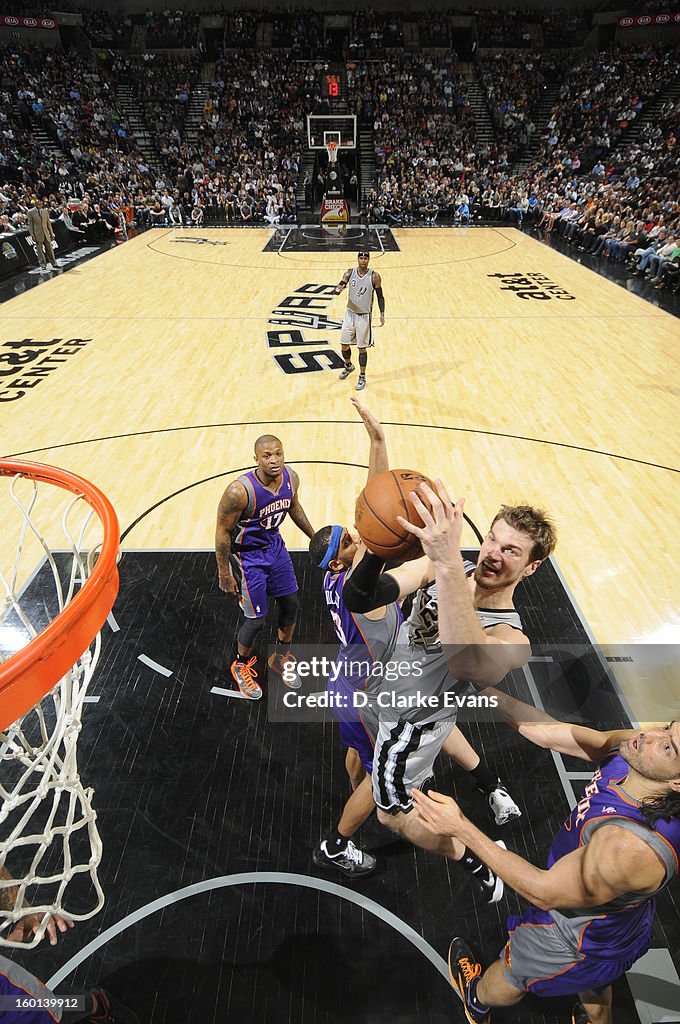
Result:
[335, 251, 385, 391]
[215, 435, 315, 700]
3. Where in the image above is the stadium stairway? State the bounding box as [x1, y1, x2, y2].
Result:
[465, 73, 496, 147]
[515, 82, 560, 171]
[31, 125, 65, 161]
[619, 69, 680, 151]
[184, 79, 211, 145]
[117, 83, 160, 173]
[295, 148, 316, 220]
[358, 119, 376, 217]
[130, 23, 146, 53]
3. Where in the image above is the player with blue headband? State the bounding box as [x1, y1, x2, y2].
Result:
[308, 399, 521, 892]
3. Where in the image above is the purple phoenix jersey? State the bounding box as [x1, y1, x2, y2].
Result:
[323, 567, 402, 772]
[505, 752, 680, 997]
[545, 752, 680, 955]
[231, 466, 295, 549]
[229, 466, 298, 618]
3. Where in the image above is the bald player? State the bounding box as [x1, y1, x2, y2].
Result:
[215, 435, 316, 699]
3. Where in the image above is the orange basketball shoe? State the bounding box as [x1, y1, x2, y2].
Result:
[231, 656, 262, 700]
[267, 650, 301, 689]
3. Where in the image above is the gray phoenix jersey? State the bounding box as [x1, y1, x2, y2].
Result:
[367, 566, 525, 725]
[346, 268, 374, 314]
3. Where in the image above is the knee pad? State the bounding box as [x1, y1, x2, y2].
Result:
[276, 591, 299, 628]
[237, 616, 265, 649]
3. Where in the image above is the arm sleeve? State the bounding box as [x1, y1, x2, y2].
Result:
[343, 552, 400, 612]
[375, 287, 385, 313]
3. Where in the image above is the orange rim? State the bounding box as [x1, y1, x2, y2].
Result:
[0, 460, 120, 732]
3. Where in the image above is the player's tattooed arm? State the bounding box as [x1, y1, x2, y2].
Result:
[350, 395, 388, 479]
[288, 471, 315, 540]
[215, 481, 248, 594]
[373, 271, 385, 325]
[335, 269, 352, 294]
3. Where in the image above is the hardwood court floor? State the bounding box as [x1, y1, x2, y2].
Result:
[2, 227, 680, 1024]
[1, 225, 679, 722]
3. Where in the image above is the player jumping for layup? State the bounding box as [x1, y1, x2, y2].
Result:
[215, 435, 315, 699]
[335, 251, 385, 392]
[403, 487, 680, 1024]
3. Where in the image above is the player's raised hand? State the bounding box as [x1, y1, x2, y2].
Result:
[350, 396, 385, 443]
[396, 480, 464, 566]
[412, 788, 466, 837]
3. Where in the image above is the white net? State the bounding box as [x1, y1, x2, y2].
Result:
[0, 468, 115, 948]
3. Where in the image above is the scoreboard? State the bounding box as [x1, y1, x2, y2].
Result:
[321, 71, 345, 100]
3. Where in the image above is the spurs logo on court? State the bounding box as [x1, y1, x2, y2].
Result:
[0, 337, 91, 403]
[172, 237, 227, 246]
[488, 273, 575, 301]
[268, 313, 343, 331]
[266, 284, 345, 375]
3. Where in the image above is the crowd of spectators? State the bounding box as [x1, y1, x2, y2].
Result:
[1, 47, 142, 178]
[348, 53, 510, 226]
[348, 10, 404, 59]
[477, 8, 590, 48]
[139, 51, 306, 225]
[348, 37, 679, 293]
[477, 9, 536, 49]
[540, 8, 590, 48]
[84, 10, 134, 50]
[143, 9, 200, 49]
[0, 27, 678, 291]
[113, 52, 200, 175]
[531, 44, 675, 173]
[224, 11, 259, 49]
[415, 10, 451, 49]
[272, 9, 324, 55]
[479, 51, 567, 157]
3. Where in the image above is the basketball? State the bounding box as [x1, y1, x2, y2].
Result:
[355, 469, 435, 561]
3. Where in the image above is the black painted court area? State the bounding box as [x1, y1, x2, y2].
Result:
[263, 224, 400, 253]
[12, 551, 680, 1024]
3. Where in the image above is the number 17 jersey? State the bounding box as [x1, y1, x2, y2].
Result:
[230, 466, 295, 552]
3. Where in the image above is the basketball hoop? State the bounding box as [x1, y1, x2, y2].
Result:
[325, 141, 339, 165]
[0, 459, 120, 946]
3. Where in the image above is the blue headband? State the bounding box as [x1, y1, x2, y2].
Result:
[318, 525, 344, 569]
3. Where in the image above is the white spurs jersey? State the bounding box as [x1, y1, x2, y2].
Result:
[346, 268, 374, 314]
[402, 561, 523, 652]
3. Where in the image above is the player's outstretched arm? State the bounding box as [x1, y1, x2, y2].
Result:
[411, 789, 665, 911]
[343, 548, 432, 613]
[215, 481, 248, 594]
[351, 395, 388, 480]
[484, 688, 637, 762]
[288, 470, 315, 540]
[398, 481, 529, 684]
